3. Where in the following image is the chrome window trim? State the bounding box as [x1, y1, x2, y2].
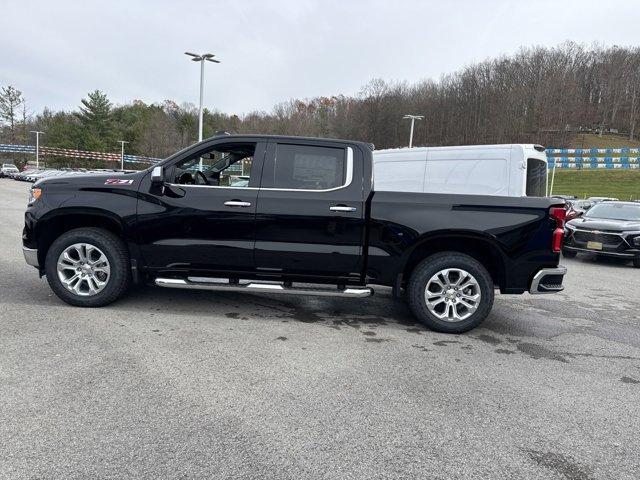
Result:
[164, 183, 259, 190]
[164, 147, 354, 193]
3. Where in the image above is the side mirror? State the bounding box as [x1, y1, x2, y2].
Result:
[151, 166, 164, 185]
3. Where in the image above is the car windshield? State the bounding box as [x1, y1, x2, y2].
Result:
[585, 203, 640, 221]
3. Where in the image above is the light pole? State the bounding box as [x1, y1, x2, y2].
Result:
[184, 52, 220, 143]
[118, 141, 129, 171]
[30, 131, 44, 168]
[402, 115, 424, 148]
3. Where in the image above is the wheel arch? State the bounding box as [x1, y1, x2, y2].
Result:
[35, 208, 134, 268]
[398, 231, 508, 292]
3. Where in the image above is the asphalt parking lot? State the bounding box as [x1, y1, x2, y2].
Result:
[1, 179, 639, 480]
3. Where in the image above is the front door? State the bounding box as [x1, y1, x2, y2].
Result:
[136, 141, 265, 274]
[254, 141, 366, 280]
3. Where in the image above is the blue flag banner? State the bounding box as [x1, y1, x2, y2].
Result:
[544, 147, 640, 169]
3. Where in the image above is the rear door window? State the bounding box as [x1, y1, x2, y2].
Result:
[271, 144, 346, 190]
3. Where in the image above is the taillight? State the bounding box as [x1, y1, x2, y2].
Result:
[550, 206, 566, 253]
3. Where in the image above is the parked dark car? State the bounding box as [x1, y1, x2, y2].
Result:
[564, 201, 640, 267]
[23, 134, 567, 333]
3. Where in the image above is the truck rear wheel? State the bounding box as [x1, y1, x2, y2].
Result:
[45, 228, 130, 307]
[407, 252, 494, 333]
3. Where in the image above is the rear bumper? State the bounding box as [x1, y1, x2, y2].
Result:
[23, 247, 39, 268]
[529, 265, 567, 294]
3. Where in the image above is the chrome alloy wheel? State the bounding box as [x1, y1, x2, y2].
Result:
[424, 268, 481, 322]
[56, 243, 111, 296]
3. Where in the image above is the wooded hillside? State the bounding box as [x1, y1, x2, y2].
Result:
[2, 42, 640, 162]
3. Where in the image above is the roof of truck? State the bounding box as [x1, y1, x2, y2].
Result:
[203, 133, 375, 149]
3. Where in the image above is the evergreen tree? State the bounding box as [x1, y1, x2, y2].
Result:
[75, 90, 115, 150]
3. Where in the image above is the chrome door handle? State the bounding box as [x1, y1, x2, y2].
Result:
[330, 205, 357, 212]
[224, 200, 252, 207]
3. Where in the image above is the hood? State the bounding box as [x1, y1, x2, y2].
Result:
[34, 170, 146, 189]
[567, 216, 640, 232]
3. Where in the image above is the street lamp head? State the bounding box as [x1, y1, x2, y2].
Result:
[403, 115, 424, 120]
[185, 52, 220, 62]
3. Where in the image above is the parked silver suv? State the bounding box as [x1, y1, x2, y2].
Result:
[0, 163, 19, 178]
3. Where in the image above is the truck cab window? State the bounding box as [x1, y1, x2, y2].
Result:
[273, 144, 346, 190]
[173, 143, 256, 187]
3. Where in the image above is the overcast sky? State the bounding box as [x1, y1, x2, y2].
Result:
[1, 0, 639, 117]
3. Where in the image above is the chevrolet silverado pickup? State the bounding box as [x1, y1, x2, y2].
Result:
[23, 134, 567, 333]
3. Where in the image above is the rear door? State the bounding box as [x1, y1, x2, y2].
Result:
[254, 140, 366, 280]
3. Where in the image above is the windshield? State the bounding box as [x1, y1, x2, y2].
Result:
[585, 203, 640, 221]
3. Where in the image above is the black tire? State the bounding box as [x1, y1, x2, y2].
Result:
[45, 227, 130, 307]
[562, 249, 578, 258]
[633, 258, 640, 268]
[407, 252, 494, 334]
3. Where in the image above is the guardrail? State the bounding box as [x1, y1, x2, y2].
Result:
[0, 143, 162, 165]
[545, 148, 640, 169]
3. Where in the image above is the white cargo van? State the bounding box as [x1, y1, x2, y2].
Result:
[373, 144, 548, 197]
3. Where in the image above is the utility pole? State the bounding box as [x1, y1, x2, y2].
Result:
[30, 131, 44, 168]
[118, 141, 129, 171]
[403, 115, 424, 148]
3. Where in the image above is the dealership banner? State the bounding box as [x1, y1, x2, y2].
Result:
[0, 144, 162, 165]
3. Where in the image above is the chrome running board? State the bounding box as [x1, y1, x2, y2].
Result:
[154, 277, 373, 298]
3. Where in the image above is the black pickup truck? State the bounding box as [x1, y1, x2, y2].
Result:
[23, 134, 567, 333]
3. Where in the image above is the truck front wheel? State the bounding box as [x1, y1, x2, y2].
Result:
[45, 227, 130, 307]
[407, 252, 494, 333]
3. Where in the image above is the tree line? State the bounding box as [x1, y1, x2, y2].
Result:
[1, 42, 640, 167]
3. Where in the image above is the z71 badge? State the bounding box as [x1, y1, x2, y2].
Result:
[105, 179, 134, 185]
